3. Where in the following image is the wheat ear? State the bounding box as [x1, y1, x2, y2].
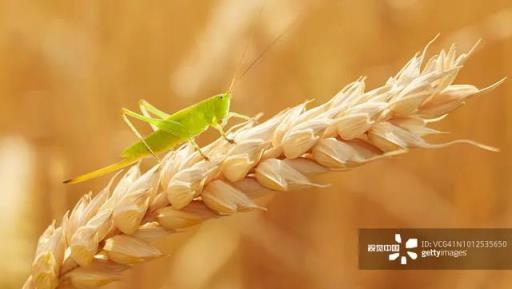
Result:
[24, 41, 504, 289]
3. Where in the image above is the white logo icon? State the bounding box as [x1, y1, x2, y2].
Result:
[388, 234, 418, 265]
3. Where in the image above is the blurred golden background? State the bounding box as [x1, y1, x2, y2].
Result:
[1, 0, 511, 288]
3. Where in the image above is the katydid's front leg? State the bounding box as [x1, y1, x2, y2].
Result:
[212, 122, 235, 144]
[216, 111, 260, 143]
[227, 112, 253, 122]
[211, 111, 255, 143]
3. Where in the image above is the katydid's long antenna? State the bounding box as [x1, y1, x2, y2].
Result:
[229, 2, 266, 93]
[229, 3, 305, 93]
[238, 20, 297, 80]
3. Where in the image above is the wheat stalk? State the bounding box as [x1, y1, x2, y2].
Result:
[23, 40, 504, 289]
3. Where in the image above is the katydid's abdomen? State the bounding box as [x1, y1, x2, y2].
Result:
[63, 130, 185, 184]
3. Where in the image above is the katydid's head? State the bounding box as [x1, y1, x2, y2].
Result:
[213, 92, 231, 121]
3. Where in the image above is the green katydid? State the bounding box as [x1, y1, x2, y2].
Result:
[63, 92, 248, 184]
[64, 9, 294, 184]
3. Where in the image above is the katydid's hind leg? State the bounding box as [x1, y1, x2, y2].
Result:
[139, 105, 158, 131]
[121, 109, 209, 161]
[122, 108, 179, 135]
[122, 112, 161, 162]
[139, 99, 170, 119]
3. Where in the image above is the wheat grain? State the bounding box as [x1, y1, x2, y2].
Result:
[23, 41, 504, 289]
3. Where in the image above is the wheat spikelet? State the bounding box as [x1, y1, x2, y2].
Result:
[23, 41, 504, 289]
